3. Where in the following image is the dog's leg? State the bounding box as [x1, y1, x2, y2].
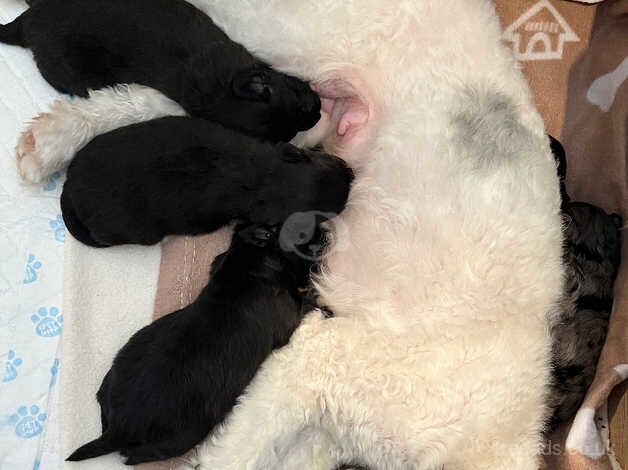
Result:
[16, 84, 185, 183]
[275, 425, 350, 470]
[193, 312, 333, 470]
[453, 436, 543, 470]
[192, 313, 421, 470]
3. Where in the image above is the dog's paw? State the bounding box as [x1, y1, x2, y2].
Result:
[16, 102, 82, 183]
[16, 126, 43, 183]
[16, 112, 62, 183]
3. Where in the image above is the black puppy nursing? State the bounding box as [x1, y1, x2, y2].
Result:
[0, 0, 320, 141]
[67, 224, 318, 464]
[61, 116, 352, 247]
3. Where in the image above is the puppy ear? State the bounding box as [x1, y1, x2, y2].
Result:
[232, 68, 273, 102]
[548, 134, 567, 179]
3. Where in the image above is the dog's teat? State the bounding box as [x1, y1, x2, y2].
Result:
[313, 79, 370, 142]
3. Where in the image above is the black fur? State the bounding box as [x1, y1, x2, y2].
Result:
[0, 0, 320, 141]
[61, 116, 353, 247]
[67, 223, 317, 464]
[548, 134, 569, 207]
[574, 295, 614, 313]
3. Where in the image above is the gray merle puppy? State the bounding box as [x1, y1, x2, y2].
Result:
[546, 138, 622, 429]
[549, 201, 622, 428]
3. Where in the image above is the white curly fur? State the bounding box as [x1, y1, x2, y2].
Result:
[14, 0, 564, 467]
[186, 0, 564, 468]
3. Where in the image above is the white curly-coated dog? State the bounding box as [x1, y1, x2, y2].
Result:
[15, 0, 564, 468]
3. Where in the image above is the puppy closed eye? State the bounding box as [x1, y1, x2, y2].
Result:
[232, 69, 273, 102]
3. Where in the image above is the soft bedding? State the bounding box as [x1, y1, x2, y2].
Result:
[0, 3, 63, 470]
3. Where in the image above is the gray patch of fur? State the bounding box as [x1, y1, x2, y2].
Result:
[450, 89, 537, 168]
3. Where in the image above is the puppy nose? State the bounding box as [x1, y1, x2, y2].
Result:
[301, 93, 321, 127]
[309, 93, 321, 113]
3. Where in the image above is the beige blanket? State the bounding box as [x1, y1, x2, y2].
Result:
[495, 1, 627, 469]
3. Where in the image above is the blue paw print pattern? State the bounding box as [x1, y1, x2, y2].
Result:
[49, 214, 66, 243]
[50, 358, 60, 387]
[10, 405, 47, 438]
[32, 307, 63, 337]
[33, 459, 40, 470]
[3, 350, 23, 382]
[24, 253, 42, 284]
[43, 171, 61, 192]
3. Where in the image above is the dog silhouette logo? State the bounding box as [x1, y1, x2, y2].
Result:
[279, 211, 350, 261]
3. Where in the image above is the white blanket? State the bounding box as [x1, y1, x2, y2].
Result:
[0, 2, 63, 470]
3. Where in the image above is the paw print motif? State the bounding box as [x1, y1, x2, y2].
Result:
[24, 254, 42, 284]
[32, 307, 63, 337]
[10, 405, 47, 438]
[33, 459, 40, 470]
[50, 358, 60, 387]
[49, 214, 66, 243]
[43, 171, 61, 192]
[3, 350, 23, 382]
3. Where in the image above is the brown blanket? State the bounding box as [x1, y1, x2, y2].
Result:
[496, 1, 627, 469]
[145, 1, 627, 469]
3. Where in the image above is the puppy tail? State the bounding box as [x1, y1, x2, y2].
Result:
[0, 14, 26, 47]
[61, 189, 110, 248]
[66, 435, 115, 461]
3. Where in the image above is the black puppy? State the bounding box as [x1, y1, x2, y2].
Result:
[0, 0, 320, 141]
[61, 116, 353, 247]
[549, 202, 621, 428]
[67, 223, 318, 464]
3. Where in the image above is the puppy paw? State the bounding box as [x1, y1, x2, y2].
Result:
[16, 102, 83, 183]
